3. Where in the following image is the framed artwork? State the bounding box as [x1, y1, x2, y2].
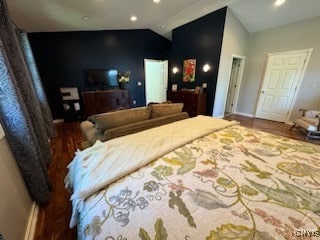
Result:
[183, 59, 196, 82]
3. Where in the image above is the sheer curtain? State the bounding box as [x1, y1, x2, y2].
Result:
[0, 0, 55, 204]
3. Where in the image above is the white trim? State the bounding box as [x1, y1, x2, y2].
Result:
[230, 55, 246, 114]
[213, 114, 224, 119]
[267, 48, 313, 56]
[234, 111, 254, 118]
[286, 49, 313, 122]
[53, 119, 64, 124]
[256, 48, 313, 122]
[24, 202, 39, 240]
[222, 55, 247, 115]
[144, 58, 169, 104]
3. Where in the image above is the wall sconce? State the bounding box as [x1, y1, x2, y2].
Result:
[172, 67, 179, 74]
[203, 64, 211, 72]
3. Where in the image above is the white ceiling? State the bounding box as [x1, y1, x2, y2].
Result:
[229, 0, 320, 33]
[6, 0, 320, 39]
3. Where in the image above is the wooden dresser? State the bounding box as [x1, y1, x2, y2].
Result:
[167, 91, 207, 117]
[82, 89, 130, 116]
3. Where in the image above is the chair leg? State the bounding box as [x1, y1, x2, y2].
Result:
[290, 123, 296, 131]
[306, 131, 311, 141]
[306, 135, 309, 141]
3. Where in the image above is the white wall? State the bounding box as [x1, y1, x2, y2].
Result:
[237, 16, 320, 120]
[0, 126, 33, 240]
[213, 7, 249, 117]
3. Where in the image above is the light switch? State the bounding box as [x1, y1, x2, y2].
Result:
[137, 82, 142, 86]
[202, 83, 207, 88]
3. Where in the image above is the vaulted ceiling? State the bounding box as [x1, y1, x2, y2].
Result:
[7, 0, 320, 39]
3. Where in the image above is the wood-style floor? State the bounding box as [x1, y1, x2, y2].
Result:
[224, 114, 320, 144]
[34, 122, 82, 240]
[33, 114, 319, 240]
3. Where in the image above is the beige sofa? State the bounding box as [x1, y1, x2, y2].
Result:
[80, 103, 189, 146]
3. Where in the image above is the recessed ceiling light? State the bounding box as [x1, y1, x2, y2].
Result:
[81, 16, 89, 20]
[130, 16, 137, 22]
[274, 0, 285, 6]
[153, 0, 160, 3]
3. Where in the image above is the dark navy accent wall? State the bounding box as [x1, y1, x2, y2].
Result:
[170, 7, 227, 115]
[28, 30, 171, 119]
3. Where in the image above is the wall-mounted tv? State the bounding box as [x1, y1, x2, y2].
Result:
[86, 69, 119, 89]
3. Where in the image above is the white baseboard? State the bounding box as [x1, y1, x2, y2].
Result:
[24, 202, 39, 240]
[53, 119, 64, 124]
[234, 111, 254, 118]
[213, 114, 224, 119]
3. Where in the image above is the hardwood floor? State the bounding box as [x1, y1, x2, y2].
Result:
[34, 122, 83, 240]
[33, 114, 319, 240]
[224, 114, 320, 144]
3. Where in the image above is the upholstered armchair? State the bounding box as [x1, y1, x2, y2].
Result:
[290, 109, 320, 140]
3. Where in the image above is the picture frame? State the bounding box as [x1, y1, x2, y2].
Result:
[183, 59, 196, 82]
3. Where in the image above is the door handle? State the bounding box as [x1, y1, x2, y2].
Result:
[261, 91, 265, 93]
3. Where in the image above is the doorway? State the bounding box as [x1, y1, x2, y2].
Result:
[225, 56, 245, 116]
[144, 59, 168, 105]
[255, 49, 312, 122]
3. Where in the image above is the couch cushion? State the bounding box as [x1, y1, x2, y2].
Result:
[104, 112, 189, 140]
[150, 103, 184, 118]
[294, 119, 319, 132]
[89, 107, 151, 131]
[80, 120, 106, 145]
[301, 117, 319, 126]
[304, 110, 320, 118]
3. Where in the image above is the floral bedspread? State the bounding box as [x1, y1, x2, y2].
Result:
[78, 125, 320, 240]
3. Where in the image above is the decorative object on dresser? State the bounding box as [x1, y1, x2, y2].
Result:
[82, 89, 130, 117]
[118, 70, 131, 90]
[167, 90, 207, 117]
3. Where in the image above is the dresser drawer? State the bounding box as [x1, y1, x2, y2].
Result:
[167, 90, 206, 117]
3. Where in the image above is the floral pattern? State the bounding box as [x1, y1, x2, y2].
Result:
[79, 125, 320, 239]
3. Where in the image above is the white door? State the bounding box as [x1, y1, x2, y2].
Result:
[225, 59, 241, 113]
[144, 59, 168, 105]
[255, 50, 310, 122]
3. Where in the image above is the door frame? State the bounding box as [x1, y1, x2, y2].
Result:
[144, 59, 168, 105]
[225, 54, 246, 115]
[254, 48, 313, 123]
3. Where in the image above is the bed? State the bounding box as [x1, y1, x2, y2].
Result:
[65, 116, 320, 240]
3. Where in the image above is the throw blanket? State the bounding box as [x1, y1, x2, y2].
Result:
[65, 116, 237, 227]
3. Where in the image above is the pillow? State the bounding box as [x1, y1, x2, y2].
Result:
[89, 107, 151, 131]
[305, 110, 320, 118]
[150, 103, 184, 118]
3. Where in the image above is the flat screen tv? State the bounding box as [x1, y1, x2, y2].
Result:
[86, 69, 119, 89]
